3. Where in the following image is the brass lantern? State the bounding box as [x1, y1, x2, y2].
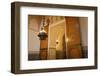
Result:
[38, 16, 48, 40]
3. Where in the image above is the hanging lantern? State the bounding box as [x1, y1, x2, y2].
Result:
[38, 16, 48, 40]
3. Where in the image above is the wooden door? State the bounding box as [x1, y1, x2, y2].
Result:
[65, 17, 82, 58]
